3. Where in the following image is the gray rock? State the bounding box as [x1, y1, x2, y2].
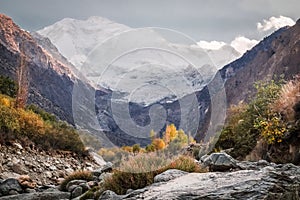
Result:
[93, 162, 113, 177]
[48, 165, 57, 171]
[66, 180, 86, 192]
[201, 152, 238, 171]
[8, 190, 19, 195]
[0, 178, 23, 195]
[67, 185, 77, 193]
[0, 191, 70, 200]
[154, 169, 188, 183]
[71, 186, 83, 198]
[79, 182, 90, 192]
[98, 190, 122, 200]
[101, 162, 113, 173]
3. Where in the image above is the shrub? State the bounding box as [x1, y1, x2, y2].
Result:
[132, 144, 141, 154]
[26, 104, 57, 122]
[215, 80, 282, 159]
[0, 94, 85, 154]
[44, 122, 85, 154]
[0, 102, 20, 144]
[60, 170, 94, 191]
[0, 76, 17, 98]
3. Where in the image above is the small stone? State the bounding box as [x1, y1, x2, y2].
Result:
[6, 162, 14, 167]
[87, 181, 97, 188]
[45, 171, 52, 179]
[8, 189, 19, 195]
[126, 189, 134, 194]
[49, 165, 57, 171]
[13, 142, 23, 150]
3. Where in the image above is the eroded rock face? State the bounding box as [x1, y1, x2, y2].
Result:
[101, 162, 300, 200]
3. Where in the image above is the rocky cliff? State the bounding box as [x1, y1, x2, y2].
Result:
[0, 14, 77, 123]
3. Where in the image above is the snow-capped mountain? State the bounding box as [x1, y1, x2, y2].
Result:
[38, 16, 130, 67]
[38, 16, 240, 104]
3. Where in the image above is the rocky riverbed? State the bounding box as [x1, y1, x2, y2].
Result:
[1, 144, 300, 200]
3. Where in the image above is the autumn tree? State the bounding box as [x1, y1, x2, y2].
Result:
[152, 138, 166, 150]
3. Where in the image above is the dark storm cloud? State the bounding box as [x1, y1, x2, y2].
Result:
[0, 0, 299, 41]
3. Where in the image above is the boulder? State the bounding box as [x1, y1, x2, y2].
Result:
[65, 180, 86, 192]
[200, 152, 238, 171]
[92, 162, 113, 177]
[154, 169, 188, 183]
[0, 178, 23, 195]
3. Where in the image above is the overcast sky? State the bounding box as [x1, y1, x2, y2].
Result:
[0, 0, 299, 42]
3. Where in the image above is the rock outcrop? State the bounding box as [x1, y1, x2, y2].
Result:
[99, 153, 300, 200]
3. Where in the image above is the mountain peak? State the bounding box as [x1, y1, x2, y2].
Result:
[37, 16, 130, 67]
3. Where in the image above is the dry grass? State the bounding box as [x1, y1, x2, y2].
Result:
[101, 153, 206, 195]
[272, 76, 300, 122]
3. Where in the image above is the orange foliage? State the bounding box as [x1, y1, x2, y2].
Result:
[152, 138, 166, 150]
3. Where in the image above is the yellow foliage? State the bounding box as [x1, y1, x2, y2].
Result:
[254, 113, 287, 144]
[18, 109, 46, 136]
[0, 97, 11, 107]
[152, 138, 166, 150]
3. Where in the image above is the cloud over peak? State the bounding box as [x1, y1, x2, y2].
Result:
[197, 36, 258, 55]
[230, 36, 258, 55]
[257, 16, 295, 32]
[197, 40, 226, 50]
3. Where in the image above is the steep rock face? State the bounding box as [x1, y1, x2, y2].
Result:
[222, 19, 300, 105]
[0, 14, 77, 123]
